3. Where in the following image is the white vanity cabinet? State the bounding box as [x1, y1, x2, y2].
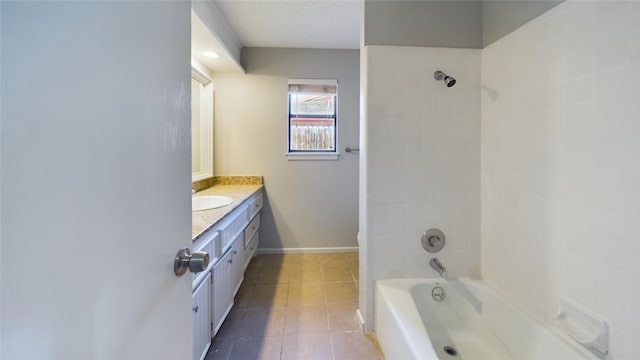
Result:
[192, 271, 211, 360]
[193, 189, 263, 348]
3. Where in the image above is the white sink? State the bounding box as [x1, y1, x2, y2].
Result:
[192, 195, 233, 211]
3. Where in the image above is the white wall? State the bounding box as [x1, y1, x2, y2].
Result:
[361, 45, 481, 329]
[482, 0, 563, 47]
[482, 1, 640, 358]
[213, 48, 360, 251]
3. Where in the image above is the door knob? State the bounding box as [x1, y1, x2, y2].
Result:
[174, 248, 209, 276]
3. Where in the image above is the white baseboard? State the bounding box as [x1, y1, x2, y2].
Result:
[257, 247, 358, 254]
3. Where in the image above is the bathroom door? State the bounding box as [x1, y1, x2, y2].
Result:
[1, 2, 193, 359]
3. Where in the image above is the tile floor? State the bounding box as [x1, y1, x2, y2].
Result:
[204, 252, 384, 360]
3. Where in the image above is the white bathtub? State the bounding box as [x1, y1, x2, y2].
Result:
[375, 278, 597, 360]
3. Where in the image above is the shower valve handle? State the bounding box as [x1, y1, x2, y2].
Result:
[428, 235, 441, 248]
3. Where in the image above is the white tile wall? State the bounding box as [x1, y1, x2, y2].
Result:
[482, 1, 640, 358]
[361, 45, 481, 329]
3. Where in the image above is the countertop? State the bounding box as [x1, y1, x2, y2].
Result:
[192, 184, 263, 241]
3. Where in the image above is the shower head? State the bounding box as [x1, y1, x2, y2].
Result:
[434, 70, 456, 88]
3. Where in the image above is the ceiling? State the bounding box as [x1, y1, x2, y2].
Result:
[191, 10, 244, 73]
[213, 0, 362, 50]
[192, 1, 561, 73]
[191, 1, 361, 73]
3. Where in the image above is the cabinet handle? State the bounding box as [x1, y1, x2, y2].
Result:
[233, 250, 237, 255]
[255, 204, 259, 208]
[228, 259, 232, 264]
[193, 306, 199, 313]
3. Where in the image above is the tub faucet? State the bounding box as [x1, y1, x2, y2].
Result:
[429, 258, 447, 279]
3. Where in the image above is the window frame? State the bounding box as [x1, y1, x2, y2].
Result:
[286, 79, 339, 161]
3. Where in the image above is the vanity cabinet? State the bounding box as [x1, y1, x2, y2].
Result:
[192, 272, 211, 360]
[192, 189, 263, 347]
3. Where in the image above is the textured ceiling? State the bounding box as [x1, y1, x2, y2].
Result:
[213, 0, 362, 50]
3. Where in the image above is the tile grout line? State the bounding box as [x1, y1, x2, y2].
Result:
[210, 253, 365, 360]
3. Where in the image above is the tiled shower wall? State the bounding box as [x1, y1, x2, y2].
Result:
[482, 1, 640, 358]
[360, 46, 481, 329]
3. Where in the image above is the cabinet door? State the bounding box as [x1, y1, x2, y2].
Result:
[212, 250, 233, 334]
[192, 272, 211, 360]
[231, 236, 245, 296]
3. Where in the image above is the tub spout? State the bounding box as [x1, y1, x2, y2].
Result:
[429, 258, 447, 279]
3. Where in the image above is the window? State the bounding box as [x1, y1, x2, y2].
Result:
[287, 79, 338, 160]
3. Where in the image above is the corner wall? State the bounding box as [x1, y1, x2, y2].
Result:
[213, 48, 360, 251]
[361, 45, 481, 329]
[364, 1, 482, 48]
[482, 2, 640, 358]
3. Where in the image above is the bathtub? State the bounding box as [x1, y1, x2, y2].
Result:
[375, 278, 597, 360]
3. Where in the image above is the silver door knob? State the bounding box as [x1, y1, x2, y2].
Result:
[174, 248, 209, 276]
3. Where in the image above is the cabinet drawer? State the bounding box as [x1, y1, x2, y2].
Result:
[248, 192, 263, 220]
[244, 232, 258, 269]
[220, 206, 249, 253]
[244, 214, 260, 248]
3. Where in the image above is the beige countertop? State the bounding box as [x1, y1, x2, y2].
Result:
[192, 184, 263, 241]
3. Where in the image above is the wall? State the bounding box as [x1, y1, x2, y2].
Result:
[213, 47, 360, 251]
[364, 0, 563, 49]
[482, 0, 563, 47]
[361, 45, 481, 329]
[364, 0, 483, 48]
[482, 1, 640, 358]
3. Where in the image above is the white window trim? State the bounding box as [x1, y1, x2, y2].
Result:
[288, 78, 338, 86]
[285, 152, 340, 161]
[287, 78, 338, 161]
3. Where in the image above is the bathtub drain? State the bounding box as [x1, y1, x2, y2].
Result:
[432, 286, 446, 302]
[443, 346, 458, 357]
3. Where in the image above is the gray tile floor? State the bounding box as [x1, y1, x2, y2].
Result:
[205, 253, 384, 360]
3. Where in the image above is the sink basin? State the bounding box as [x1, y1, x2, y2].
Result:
[192, 195, 234, 211]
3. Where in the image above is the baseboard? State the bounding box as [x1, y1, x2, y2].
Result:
[257, 247, 358, 254]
